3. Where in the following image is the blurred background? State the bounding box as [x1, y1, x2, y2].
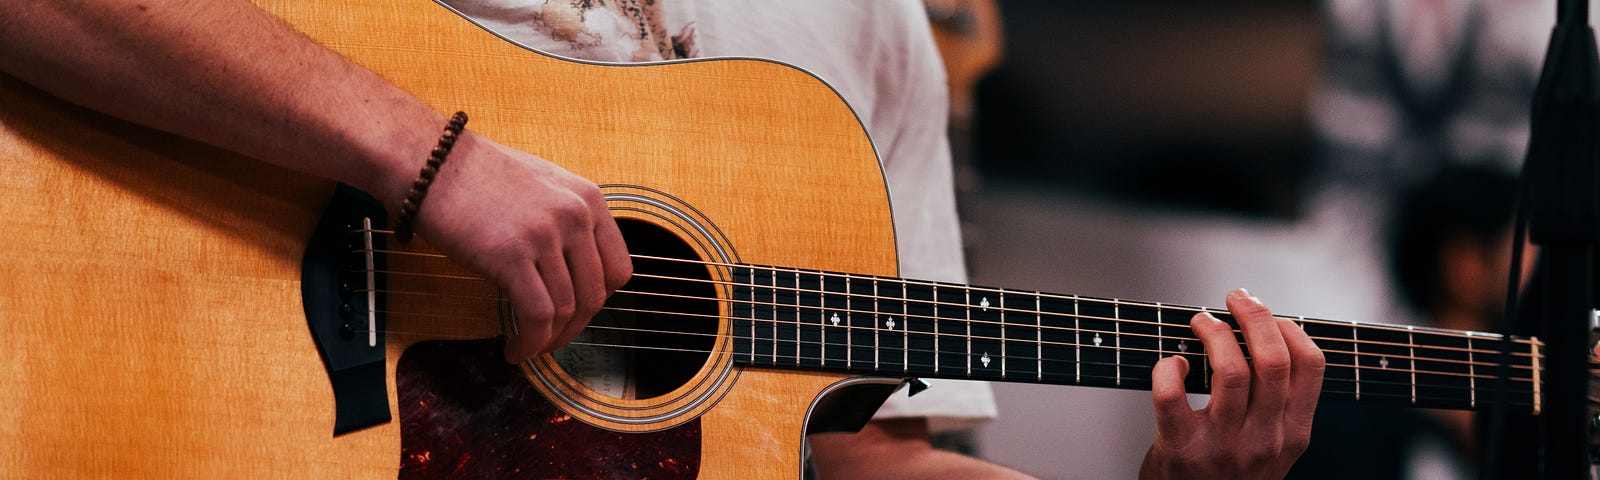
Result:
[931, 0, 1553, 477]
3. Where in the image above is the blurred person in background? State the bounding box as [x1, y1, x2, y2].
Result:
[1288, 165, 1522, 479]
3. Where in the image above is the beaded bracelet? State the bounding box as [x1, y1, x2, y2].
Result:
[394, 111, 468, 242]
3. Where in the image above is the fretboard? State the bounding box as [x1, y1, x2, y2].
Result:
[728, 264, 1542, 413]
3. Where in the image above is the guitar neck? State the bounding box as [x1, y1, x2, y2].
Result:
[728, 264, 1543, 414]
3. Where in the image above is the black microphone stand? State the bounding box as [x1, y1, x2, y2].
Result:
[1503, 0, 1600, 477]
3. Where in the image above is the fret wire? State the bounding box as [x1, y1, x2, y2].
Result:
[965, 287, 972, 377]
[792, 270, 799, 366]
[1035, 293, 1043, 382]
[820, 274, 826, 368]
[1353, 327, 1362, 401]
[1408, 325, 1417, 405]
[873, 278, 880, 371]
[1468, 332, 1477, 408]
[1001, 289, 1008, 379]
[362, 271, 1540, 358]
[1115, 300, 1123, 386]
[934, 284, 941, 375]
[1074, 295, 1082, 384]
[845, 272, 852, 368]
[360, 249, 1514, 343]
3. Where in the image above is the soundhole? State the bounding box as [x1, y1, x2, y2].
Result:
[552, 219, 719, 400]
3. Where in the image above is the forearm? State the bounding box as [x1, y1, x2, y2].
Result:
[0, 0, 432, 209]
[809, 419, 1033, 480]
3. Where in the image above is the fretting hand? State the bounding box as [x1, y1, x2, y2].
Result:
[1140, 289, 1325, 479]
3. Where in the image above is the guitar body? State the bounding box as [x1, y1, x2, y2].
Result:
[0, 0, 896, 477]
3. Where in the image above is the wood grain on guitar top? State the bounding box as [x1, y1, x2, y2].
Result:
[0, 0, 895, 478]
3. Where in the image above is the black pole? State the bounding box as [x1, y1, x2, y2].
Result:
[1519, 0, 1599, 477]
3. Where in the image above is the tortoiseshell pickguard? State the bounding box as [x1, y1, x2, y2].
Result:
[397, 338, 701, 479]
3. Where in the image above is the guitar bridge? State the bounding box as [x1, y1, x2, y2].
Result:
[301, 184, 391, 435]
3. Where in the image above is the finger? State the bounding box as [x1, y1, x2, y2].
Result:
[1226, 289, 1292, 425]
[1191, 310, 1249, 424]
[1150, 355, 1197, 444]
[552, 232, 606, 351]
[536, 252, 578, 353]
[594, 213, 632, 292]
[1277, 317, 1325, 445]
[504, 261, 555, 363]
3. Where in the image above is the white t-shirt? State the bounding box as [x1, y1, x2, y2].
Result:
[441, 0, 997, 431]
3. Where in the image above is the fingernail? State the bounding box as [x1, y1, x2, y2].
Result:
[1201, 311, 1221, 322]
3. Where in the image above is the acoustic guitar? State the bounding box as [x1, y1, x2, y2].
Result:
[0, 0, 1548, 478]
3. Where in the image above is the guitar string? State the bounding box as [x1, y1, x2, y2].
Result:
[356, 239, 1522, 343]
[557, 340, 1533, 406]
[625, 272, 1524, 358]
[354, 305, 1541, 384]
[362, 332, 1536, 407]
[358, 285, 1542, 369]
[354, 258, 1537, 358]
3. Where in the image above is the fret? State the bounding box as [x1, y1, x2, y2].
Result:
[821, 273, 849, 368]
[818, 274, 826, 367]
[1174, 308, 1209, 393]
[1358, 325, 1413, 405]
[1467, 332, 1477, 408]
[1301, 319, 1357, 403]
[1117, 301, 1163, 390]
[1037, 295, 1077, 384]
[1352, 325, 1361, 400]
[768, 271, 793, 366]
[731, 267, 756, 364]
[872, 279, 880, 371]
[1114, 301, 1122, 386]
[796, 272, 820, 368]
[845, 274, 852, 367]
[933, 285, 941, 374]
[1000, 291, 1008, 378]
[935, 284, 969, 377]
[876, 279, 907, 374]
[1407, 326, 1416, 405]
[1156, 303, 1164, 358]
[1412, 327, 1474, 409]
[968, 288, 1005, 381]
[750, 267, 778, 367]
[847, 275, 875, 371]
[1530, 338, 1542, 415]
[1074, 296, 1081, 384]
[965, 288, 972, 377]
[1035, 294, 1043, 382]
[1077, 299, 1118, 386]
[903, 282, 937, 377]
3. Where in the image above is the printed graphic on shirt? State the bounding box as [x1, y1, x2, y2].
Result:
[538, 0, 697, 60]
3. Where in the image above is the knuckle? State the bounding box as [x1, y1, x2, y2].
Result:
[1257, 356, 1293, 383]
[1298, 349, 1328, 372]
[1152, 387, 1188, 409]
[551, 299, 578, 320]
[1284, 435, 1311, 458]
[1214, 362, 1252, 390]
